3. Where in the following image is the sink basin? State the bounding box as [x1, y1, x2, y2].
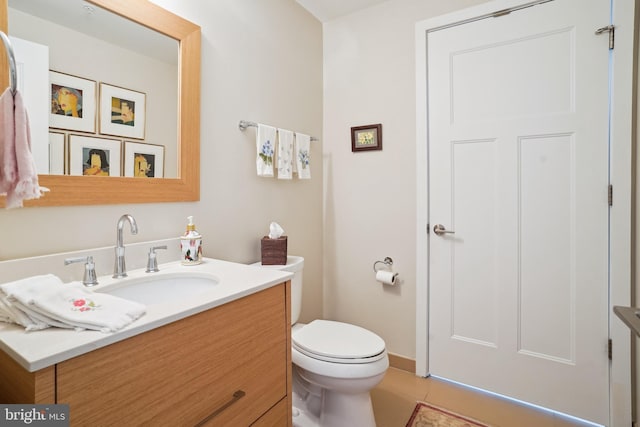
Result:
[97, 272, 219, 305]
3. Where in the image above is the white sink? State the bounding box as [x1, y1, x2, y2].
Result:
[97, 272, 219, 305]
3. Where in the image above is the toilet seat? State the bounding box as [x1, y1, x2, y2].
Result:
[292, 320, 386, 364]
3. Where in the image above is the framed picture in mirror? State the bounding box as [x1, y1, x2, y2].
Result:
[49, 71, 97, 133]
[99, 83, 146, 139]
[69, 135, 122, 177]
[48, 132, 66, 175]
[123, 141, 165, 178]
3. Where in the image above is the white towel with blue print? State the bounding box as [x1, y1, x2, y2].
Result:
[277, 128, 294, 180]
[294, 133, 311, 179]
[256, 124, 276, 177]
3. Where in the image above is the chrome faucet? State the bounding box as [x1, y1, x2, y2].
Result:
[64, 256, 99, 286]
[113, 214, 138, 278]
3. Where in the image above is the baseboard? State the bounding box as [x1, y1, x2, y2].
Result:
[388, 352, 415, 373]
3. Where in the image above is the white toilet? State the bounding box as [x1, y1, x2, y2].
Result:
[252, 256, 389, 427]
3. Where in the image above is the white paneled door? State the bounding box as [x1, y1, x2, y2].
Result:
[427, 0, 610, 423]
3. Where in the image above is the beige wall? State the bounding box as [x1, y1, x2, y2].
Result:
[0, 0, 324, 323]
[321, 0, 491, 360]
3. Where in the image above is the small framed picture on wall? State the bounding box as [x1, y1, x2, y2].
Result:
[351, 123, 382, 152]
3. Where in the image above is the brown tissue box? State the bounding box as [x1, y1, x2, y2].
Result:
[261, 236, 287, 265]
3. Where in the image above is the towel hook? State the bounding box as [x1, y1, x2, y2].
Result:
[0, 31, 17, 96]
[373, 257, 393, 272]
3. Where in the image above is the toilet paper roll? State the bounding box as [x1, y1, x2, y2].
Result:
[376, 270, 398, 286]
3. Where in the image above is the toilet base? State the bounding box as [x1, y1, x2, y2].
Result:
[292, 390, 376, 427]
[292, 367, 378, 427]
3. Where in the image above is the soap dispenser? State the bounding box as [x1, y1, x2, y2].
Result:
[180, 216, 203, 265]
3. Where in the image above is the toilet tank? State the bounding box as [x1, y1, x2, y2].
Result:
[251, 256, 304, 325]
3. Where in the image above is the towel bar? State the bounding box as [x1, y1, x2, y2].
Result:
[0, 30, 17, 96]
[239, 120, 318, 141]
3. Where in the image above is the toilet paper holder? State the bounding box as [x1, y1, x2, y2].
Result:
[373, 257, 393, 272]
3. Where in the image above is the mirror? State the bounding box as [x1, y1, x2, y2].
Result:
[9, 0, 179, 179]
[0, 0, 201, 206]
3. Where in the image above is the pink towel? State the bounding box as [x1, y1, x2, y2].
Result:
[0, 88, 16, 194]
[0, 87, 45, 208]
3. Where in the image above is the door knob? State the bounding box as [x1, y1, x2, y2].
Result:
[433, 224, 455, 236]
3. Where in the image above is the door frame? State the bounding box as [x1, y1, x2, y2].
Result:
[414, 0, 634, 424]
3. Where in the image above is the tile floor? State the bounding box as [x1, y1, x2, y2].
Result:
[371, 367, 598, 427]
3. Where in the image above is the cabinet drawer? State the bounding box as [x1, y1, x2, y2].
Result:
[57, 284, 287, 426]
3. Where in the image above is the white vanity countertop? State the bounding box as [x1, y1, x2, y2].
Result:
[0, 258, 292, 372]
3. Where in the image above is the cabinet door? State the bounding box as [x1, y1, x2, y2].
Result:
[0, 350, 55, 404]
[57, 284, 287, 426]
[251, 397, 288, 426]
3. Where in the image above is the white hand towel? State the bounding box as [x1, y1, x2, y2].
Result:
[277, 128, 294, 180]
[0, 297, 13, 323]
[256, 124, 276, 177]
[0, 295, 49, 330]
[9, 299, 73, 330]
[0, 274, 66, 330]
[1, 274, 64, 302]
[295, 133, 311, 180]
[29, 282, 146, 333]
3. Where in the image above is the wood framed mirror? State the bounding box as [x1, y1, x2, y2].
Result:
[0, 0, 200, 206]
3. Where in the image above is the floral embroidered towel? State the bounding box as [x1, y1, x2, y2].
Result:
[256, 124, 276, 177]
[28, 282, 146, 333]
[0, 274, 146, 333]
[277, 128, 294, 180]
[295, 133, 311, 179]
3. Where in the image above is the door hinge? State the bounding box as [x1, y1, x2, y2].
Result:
[608, 338, 612, 360]
[595, 25, 615, 49]
[608, 184, 613, 206]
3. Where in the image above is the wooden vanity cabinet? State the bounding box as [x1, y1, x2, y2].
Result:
[0, 282, 292, 427]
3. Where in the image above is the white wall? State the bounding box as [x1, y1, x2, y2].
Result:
[0, 0, 324, 323]
[322, 0, 489, 359]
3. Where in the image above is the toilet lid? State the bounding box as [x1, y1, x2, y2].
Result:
[292, 320, 386, 363]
